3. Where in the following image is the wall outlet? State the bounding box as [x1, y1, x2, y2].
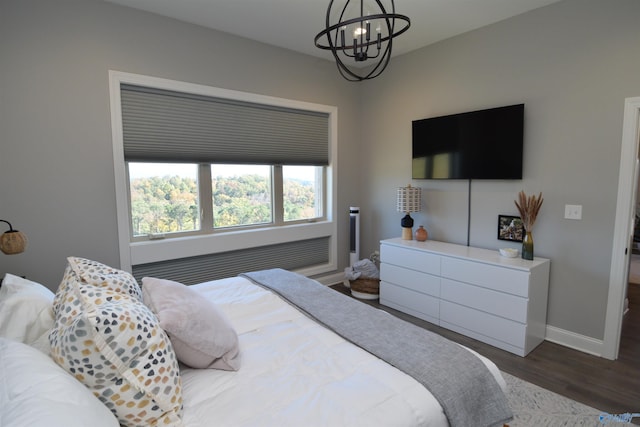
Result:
[564, 204, 582, 220]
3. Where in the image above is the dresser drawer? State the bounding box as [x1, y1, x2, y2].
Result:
[381, 244, 440, 275]
[441, 257, 529, 297]
[380, 281, 439, 321]
[380, 263, 440, 297]
[440, 278, 528, 323]
[440, 300, 526, 348]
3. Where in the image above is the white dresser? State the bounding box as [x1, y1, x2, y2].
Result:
[379, 238, 550, 356]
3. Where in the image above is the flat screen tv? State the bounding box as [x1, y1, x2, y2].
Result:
[412, 104, 524, 179]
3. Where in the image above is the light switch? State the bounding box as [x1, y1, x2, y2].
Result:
[564, 204, 582, 220]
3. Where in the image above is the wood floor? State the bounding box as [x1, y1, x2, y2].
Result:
[331, 282, 640, 421]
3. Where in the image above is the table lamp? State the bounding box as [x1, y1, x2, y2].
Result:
[396, 185, 421, 240]
[1, 220, 28, 255]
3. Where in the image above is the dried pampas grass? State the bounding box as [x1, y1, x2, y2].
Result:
[514, 191, 543, 231]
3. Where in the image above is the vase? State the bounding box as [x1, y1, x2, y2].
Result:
[415, 225, 428, 242]
[522, 231, 534, 260]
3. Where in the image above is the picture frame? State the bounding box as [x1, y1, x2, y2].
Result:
[498, 215, 524, 242]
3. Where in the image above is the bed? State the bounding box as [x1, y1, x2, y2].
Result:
[0, 257, 512, 427]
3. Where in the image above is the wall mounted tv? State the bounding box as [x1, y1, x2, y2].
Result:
[412, 104, 524, 179]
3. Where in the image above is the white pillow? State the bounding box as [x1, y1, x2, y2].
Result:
[0, 274, 54, 351]
[142, 276, 241, 370]
[0, 337, 119, 427]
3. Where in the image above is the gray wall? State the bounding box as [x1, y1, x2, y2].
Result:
[2, 0, 639, 344]
[0, 0, 361, 287]
[358, 0, 640, 340]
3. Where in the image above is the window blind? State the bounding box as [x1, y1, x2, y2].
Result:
[131, 237, 330, 285]
[120, 84, 329, 165]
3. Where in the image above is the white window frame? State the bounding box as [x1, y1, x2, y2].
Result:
[127, 163, 325, 240]
[109, 71, 338, 276]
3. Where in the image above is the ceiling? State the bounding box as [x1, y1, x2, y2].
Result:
[105, 0, 563, 61]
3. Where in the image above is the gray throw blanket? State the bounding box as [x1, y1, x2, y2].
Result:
[241, 269, 513, 427]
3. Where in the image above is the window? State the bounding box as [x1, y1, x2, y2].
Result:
[128, 163, 325, 240]
[111, 71, 337, 276]
[212, 164, 272, 228]
[283, 165, 323, 222]
[128, 163, 199, 237]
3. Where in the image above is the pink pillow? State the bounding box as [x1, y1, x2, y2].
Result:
[141, 277, 240, 370]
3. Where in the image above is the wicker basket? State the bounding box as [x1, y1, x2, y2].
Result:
[349, 277, 380, 295]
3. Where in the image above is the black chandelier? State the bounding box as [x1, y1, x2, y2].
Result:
[314, 0, 410, 82]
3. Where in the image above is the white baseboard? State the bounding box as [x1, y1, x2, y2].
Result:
[314, 271, 345, 286]
[545, 325, 604, 357]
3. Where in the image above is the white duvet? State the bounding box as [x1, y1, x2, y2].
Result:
[181, 277, 506, 427]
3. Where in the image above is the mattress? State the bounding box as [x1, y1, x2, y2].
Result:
[180, 276, 506, 427]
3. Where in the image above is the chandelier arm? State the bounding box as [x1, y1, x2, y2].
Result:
[365, 13, 394, 61]
[330, 25, 393, 81]
[365, 38, 392, 79]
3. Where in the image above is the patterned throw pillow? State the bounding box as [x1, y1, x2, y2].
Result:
[50, 259, 183, 427]
[63, 257, 143, 301]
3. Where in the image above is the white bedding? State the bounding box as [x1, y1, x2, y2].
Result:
[181, 276, 506, 427]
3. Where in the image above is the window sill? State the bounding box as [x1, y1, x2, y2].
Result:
[129, 220, 335, 267]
